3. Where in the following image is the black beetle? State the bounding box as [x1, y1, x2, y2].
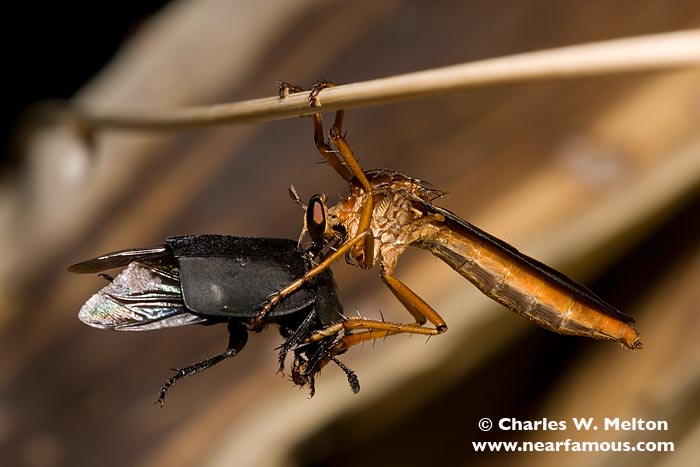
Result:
[69, 235, 359, 405]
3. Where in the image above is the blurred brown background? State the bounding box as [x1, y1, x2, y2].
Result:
[1, 1, 699, 466]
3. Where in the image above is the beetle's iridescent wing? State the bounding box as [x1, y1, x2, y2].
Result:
[75, 255, 207, 331]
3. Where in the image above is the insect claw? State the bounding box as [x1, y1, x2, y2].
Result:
[309, 80, 335, 107]
[275, 80, 304, 98]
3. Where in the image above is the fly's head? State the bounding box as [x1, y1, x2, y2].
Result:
[303, 194, 348, 252]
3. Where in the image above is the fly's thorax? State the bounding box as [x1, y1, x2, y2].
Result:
[327, 195, 363, 239]
[328, 188, 443, 269]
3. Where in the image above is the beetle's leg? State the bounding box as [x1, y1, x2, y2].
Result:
[292, 343, 360, 396]
[155, 322, 248, 407]
[331, 357, 361, 394]
[250, 230, 371, 330]
[291, 332, 362, 395]
[98, 273, 114, 282]
[276, 309, 319, 374]
[290, 335, 352, 396]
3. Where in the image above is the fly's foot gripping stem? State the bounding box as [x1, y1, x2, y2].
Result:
[275, 80, 336, 107]
[275, 80, 304, 98]
[309, 80, 335, 107]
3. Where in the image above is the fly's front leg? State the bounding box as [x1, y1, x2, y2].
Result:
[311, 81, 376, 268]
[249, 230, 371, 330]
[278, 80, 376, 268]
[328, 127, 375, 267]
[276, 80, 353, 181]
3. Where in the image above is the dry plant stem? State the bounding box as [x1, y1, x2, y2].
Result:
[76, 30, 700, 131]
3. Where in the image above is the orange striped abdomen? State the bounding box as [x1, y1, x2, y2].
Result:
[424, 227, 641, 349]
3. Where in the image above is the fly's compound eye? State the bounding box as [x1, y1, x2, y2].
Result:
[306, 194, 328, 243]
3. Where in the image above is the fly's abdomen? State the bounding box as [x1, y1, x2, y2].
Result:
[425, 228, 641, 349]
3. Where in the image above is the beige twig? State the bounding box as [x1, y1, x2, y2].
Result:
[76, 29, 700, 131]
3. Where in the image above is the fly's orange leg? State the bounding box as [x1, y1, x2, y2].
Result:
[300, 268, 449, 339]
[293, 317, 441, 392]
[380, 269, 448, 333]
[306, 317, 440, 342]
[276, 80, 353, 181]
[311, 82, 375, 267]
[249, 230, 371, 330]
[275, 81, 304, 98]
[327, 126, 375, 268]
[298, 269, 449, 378]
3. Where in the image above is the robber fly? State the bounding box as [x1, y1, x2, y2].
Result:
[252, 82, 641, 371]
[69, 235, 359, 404]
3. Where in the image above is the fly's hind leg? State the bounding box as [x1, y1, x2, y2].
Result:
[155, 321, 248, 407]
[294, 268, 449, 386]
[380, 269, 448, 333]
[292, 318, 439, 395]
